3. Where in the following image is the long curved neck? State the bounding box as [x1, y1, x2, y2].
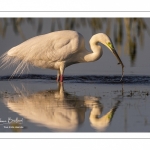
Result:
[84, 35, 103, 62]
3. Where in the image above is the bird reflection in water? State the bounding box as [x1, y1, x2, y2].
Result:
[3, 83, 121, 132]
[88, 100, 120, 131]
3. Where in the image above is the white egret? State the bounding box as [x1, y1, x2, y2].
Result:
[0, 30, 124, 82]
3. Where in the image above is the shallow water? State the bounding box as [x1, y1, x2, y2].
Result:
[1, 74, 150, 84]
[0, 75, 150, 132]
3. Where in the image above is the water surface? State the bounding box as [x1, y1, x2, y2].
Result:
[0, 75, 150, 132]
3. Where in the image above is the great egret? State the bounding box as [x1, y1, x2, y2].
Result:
[0, 30, 124, 82]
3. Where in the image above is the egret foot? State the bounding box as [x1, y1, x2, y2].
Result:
[60, 75, 63, 82]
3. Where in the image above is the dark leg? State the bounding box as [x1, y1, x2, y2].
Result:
[60, 75, 63, 82]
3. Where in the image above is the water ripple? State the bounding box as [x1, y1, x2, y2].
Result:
[0, 74, 150, 84]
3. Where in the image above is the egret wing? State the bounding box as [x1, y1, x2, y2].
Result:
[8, 31, 81, 63]
[1, 30, 83, 76]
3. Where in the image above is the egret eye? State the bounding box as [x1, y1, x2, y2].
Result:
[107, 42, 114, 50]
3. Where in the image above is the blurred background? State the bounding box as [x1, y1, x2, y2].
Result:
[0, 18, 150, 76]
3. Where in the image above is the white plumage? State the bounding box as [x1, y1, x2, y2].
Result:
[0, 30, 124, 82]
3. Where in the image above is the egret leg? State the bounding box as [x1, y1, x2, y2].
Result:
[59, 63, 65, 82]
[60, 75, 63, 82]
[56, 75, 60, 82]
[56, 70, 60, 82]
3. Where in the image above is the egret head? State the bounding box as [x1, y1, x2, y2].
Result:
[95, 33, 124, 81]
[105, 40, 124, 69]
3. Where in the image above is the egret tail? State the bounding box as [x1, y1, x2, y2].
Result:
[0, 52, 30, 78]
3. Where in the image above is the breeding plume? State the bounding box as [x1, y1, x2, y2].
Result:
[0, 30, 124, 82]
